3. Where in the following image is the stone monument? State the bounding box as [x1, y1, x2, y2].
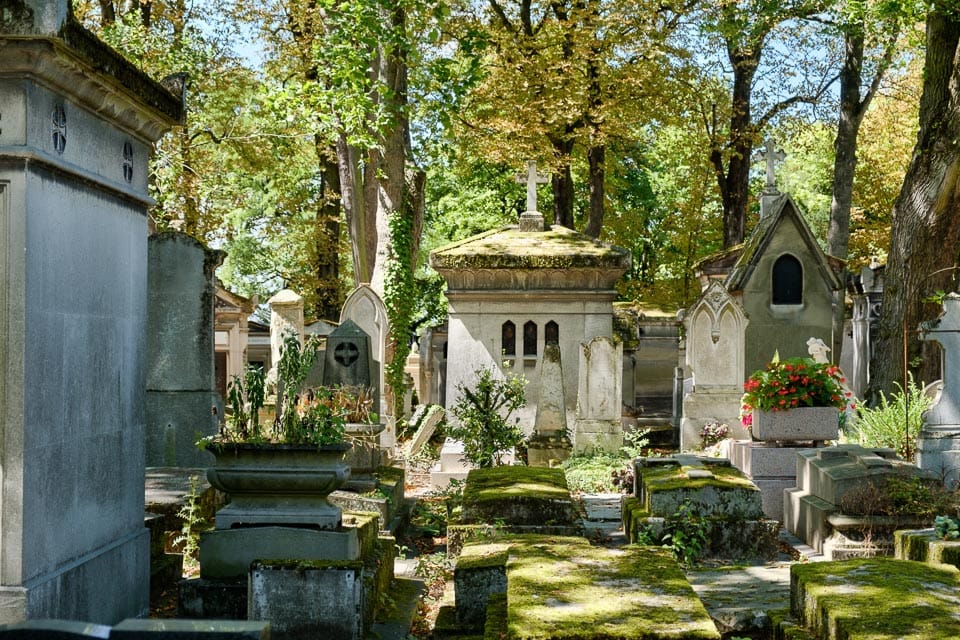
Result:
[680, 281, 749, 448]
[0, 1, 182, 623]
[430, 161, 630, 436]
[527, 342, 572, 465]
[574, 336, 624, 453]
[146, 232, 223, 467]
[918, 293, 960, 486]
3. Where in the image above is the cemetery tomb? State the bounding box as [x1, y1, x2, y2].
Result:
[0, 2, 182, 623]
[783, 444, 939, 559]
[787, 558, 960, 639]
[623, 455, 779, 562]
[430, 169, 630, 437]
[895, 528, 960, 569]
[918, 292, 960, 486]
[449, 536, 720, 639]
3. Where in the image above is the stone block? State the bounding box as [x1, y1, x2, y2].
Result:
[729, 441, 810, 477]
[0, 620, 111, 638]
[784, 490, 833, 554]
[111, 619, 269, 639]
[752, 477, 795, 522]
[460, 467, 577, 527]
[403, 405, 444, 458]
[454, 542, 510, 629]
[573, 419, 623, 454]
[895, 528, 960, 569]
[751, 407, 838, 442]
[177, 579, 247, 620]
[917, 427, 960, 487]
[680, 390, 745, 451]
[249, 560, 364, 640]
[145, 391, 218, 468]
[635, 459, 764, 520]
[199, 526, 361, 579]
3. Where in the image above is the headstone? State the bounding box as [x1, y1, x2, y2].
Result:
[0, 1, 181, 623]
[528, 343, 572, 465]
[340, 285, 388, 397]
[404, 405, 445, 459]
[146, 232, 223, 467]
[681, 281, 750, 448]
[918, 293, 960, 486]
[574, 337, 623, 453]
[323, 320, 376, 394]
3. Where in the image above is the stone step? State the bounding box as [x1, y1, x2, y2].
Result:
[579, 493, 622, 521]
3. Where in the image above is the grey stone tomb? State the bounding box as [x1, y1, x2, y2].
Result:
[0, 0, 181, 623]
[146, 232, 223, 467]
[918, 293, 960, 486]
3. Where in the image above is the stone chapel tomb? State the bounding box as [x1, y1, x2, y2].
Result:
[430, 161, 630, 446]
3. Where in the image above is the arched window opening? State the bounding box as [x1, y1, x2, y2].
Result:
[523, 321, 538, 356]
[545, 321, 559, 345]
[772, 254, 803, 305]
[501, 321, 516, 356]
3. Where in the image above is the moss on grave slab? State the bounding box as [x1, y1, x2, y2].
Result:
[506, 542, 719, 639]
[461, 467, 577, 527]
[895, 528, 960, 569]
[791, 558, 960, 639]
[484, 592, 508, 640]
[641, 464, 757, 494]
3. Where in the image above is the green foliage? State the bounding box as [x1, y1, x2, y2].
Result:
[740, 357, 851, 428]
[562, 452, 630, 494]
[839, 473, 959, 518]
[225, 366, 267, 440]
[935, 515, 960, 540]
[448, 367, 526, 468]
[384, 204, 416, 418]
[850, 376, 931, 460]
[173, 475, 209, 575]
[620, 428, 651, 459]
[635, 501, 708, 566]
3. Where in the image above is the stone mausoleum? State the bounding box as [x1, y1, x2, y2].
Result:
[0, 1, 181, 623]
[430, 195, 630, 438]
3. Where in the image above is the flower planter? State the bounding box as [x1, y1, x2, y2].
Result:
[206, 442, 351, 529]
[752, 406, 838, 442]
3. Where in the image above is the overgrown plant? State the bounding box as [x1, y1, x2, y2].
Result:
[173, 475, 207, 576]
[850, 375, 930, 460]
[275, 332, 320, 440]
[562, 451, 629, 494]
[635, 501, 708, 565]
[225, 365, 267, 440]
[448, 367, 526, 467]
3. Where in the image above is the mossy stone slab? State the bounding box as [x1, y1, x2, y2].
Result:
[461, 467, 578, 527]
[637, 463, 763, 519]
[791, 558, 960, 639]
[895, 528, 960, 569]
[506, 542, 720, 639]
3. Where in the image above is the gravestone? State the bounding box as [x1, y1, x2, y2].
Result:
[918, 293, 960, 486]
[323, 320, 377, 395]
[681, 281, 749, 448]
[146, 232, 222, 467]
[514, 160, 549, 232]
[0, 0, 182, 623]
[340, 285, 389, 415]
[574, 336, 623, 453]
[528, 342, 572, 465]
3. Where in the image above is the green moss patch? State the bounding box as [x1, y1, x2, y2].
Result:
[641, 464, 757, 493]
[430, 226, 631, 270]
[506, 542, 719, 639]
[895, 528, 960, 569]
[461, 467, 577, 527]
[791, 558, 960, 639]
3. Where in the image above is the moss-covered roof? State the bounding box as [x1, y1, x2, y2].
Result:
[429, 225, 631, 271]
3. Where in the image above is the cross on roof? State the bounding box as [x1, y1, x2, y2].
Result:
[515, 160, 550, 213]
[754, 139, 786, 193]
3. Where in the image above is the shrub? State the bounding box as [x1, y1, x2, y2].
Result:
[562, 451, 630, 494]
[447, 367, 526, 467]
[850, 376, 930, 460]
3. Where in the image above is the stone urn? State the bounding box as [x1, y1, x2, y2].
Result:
[207, 442, 351, 529]
[752, 406, 839, 442]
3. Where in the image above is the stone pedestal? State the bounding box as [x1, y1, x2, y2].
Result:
[918, 293, 960, 486]
[680, 389, 747, 450]
[916, 427, 960, 486]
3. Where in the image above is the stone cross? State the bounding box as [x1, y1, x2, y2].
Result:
[515, 160, 550, 213]
[754, 139, 786, 193]
[920, 293, 960, 427]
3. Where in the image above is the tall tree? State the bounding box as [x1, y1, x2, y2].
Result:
[699, 0, 833, 248]
[869, 3, 960, 396]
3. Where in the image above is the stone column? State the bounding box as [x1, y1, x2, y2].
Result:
[268, 289, 305, 378]
[918, 293, 960, 486]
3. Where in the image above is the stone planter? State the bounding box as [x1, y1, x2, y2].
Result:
[752, 406, 838, 442]
[206, 442, 351, 529]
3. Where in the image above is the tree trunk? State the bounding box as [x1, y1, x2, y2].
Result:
[869, 7, 960, 397]
[314, 140, 342, 321]
[712, 45, 761, 248]
[584, 144, 604, 238]
[549, 133, 576, 228]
